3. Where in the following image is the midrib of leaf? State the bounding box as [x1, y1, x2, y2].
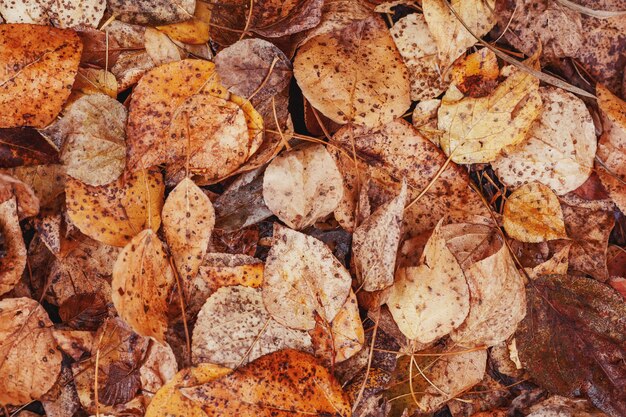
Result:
[0, 43, 68, 88]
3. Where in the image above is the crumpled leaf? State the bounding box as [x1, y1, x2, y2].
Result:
[111, 229, 175, 342]
[503, 182, 567, 243]
[449, 48, 500, 98]
[516, 275, 626, 416]
[162, 177, 215, 285]
[352, 182, 406, 291]
[106, 0, 196, 25]
[423, 0, 496, 68]
[0, 198, 26, 296]
[438, 60, 542, 164]
[263, 144, 344, 230]
[595, 84, 626, 214]
[325, 289, 364, 363]
[388, 220, 470, 343]
[66, 168, 164, 247]
[0, 128, 59, 168]
[43, 94, 126, 186]
[0, 24, 82, 128]
[262, 224, 352, 330]
[0, 297, 63, 405]
[0, 173, 40, 219]
[294, 15, 410, 128]
[493, 87, 596, 195]
[192, 285, 313, 368]
[300, 0, 373, 44]
[390, 13, 449, 101]
[181, 349, 351, 417]
[0, 0, 105, 28]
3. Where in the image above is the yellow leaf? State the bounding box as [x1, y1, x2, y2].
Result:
[156, 2, 211, 44]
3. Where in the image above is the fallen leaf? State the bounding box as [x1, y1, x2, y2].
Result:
[352, 182, 406, 291]
[0, 173, 40, 219]
[526, 395, 611, 417]
[0, 297, 62, 405]
[58, 292, 108, 330]
[516, 274, 626, 416]
[388, 220, 470, 343]
[449, 48, 500, 98]
[0, 0, 105, 28]
[181, 349, 351, 417]
[69, 68, 118, 103]
[0, 128, 59, 168]
[110, 51, 156, 92]
[0, 198, 26, 296]
[595, 84, 626, 214]
[144, 27, 183, 66]
[525, 241, 572, 280]
[106, 0, 196, 25]
[0, 24, 82, 128]
[294, 15, 411, 128]
[438, 59, 542, 164]
[99, 361, 142, 406]
[263, 144, 344, 230]
[503, 182, 567, 243]
[1, 164, 66, 209]
[111, 229, 175, 342]
[493, 87, 596, 195]
[300, 0, 373, 44]
[139, 340, 178, 398]
[262, 224, 352, 330]
[162, 177, 215, 286]
[65, 168, 164, 247]
[156, 1, 211, 44]
[192, 285, 313, 368]
[75, 28, 122, 68]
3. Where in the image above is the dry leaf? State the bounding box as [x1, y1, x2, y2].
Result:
[106, 0, 195, 25]
[0, 24, 82, 128]
[75, 28, 122, 68]
[449, 48, 500, 98]
[1, 164, 66, 209]
[301, 0, 373, 44]
[327, 290, 364, 363]
[0, 173, 40, 219]
[139, 340, 178, 397]
[156, 1, 211, 44]
[0, 128, 59, 168]
[493, 87, 596, 195]
[69, 68, 118, 103]
[0, 297, 62, 405]
[503, 182, 567, 243]
[595, 84, 626, 214]
[0, 0, 105, 28]
[263, 144, 344, 230]
[65, 168, 164, 247]
[0, 198, 26, 296]
[111, 229, 175, 342]
[525, 242, 572, 280]
[352, 182, 406, 292]
[162, 177, 215, 285]
[263, 224, 352, 330]
[144, 28, 183, 66]
[294, 15, 410, 128]
[438, 60, 542, 164]
[181, 349, 351, 417]
[388, 221, 470, 343]
[192, 285, 312, 368]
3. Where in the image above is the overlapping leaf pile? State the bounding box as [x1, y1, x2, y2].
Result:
[0, 1, 625, 417]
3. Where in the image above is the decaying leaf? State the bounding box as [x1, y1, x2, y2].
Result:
[263, 224, 352, 330]
[0, 297, 62, 405]
[69, 68, 118, 103]
[156, 1, 211, 44]
[192, 286, 312, 368]
[263, 144, 344, 229]
[1, 164, 66, 209]
[162, 177, 215, 285]
[0, 173, 40, 219]
[516, 275, 626, 416]
[111, 229, 175, 342]
[0, 198, 27, 296]
[526, 395, 611, 417]
[0, 128, 59, 168]
[493, 87, 596, 195]
[327, 289, 364, 363]
[294, 15, 411, 128]
[352, 182, 406, 291]
[144, 27, 183, 66]
[595, 84, 626, 214]
[503, 182, 567, 243]
[106, 0, 196, 25]
[0, 0, 105, 28]
[181, 349, 351, 417]
[0, 24, 82, 128]
[388, 221, 470, 343]
[438, 59, 542, 164]
[449, 48, 500, 98]
[66, 168, 164, 247]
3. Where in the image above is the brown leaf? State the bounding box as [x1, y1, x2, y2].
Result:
[76, 27, 122, 68]
[0, 198, 26, 296]
[58, 292, 108, 330]
[106, 0, 196, 25]
[111, 229, 175, 342]
[0, 128, 59, 168]
[1, 164, 66, 209]
[99, 361, 141, 406]
[294, 16, 411, 128]
[0, 24, 82, 128]
[0, 297, 63, 405]
[0, 0, 105, 28]
[0, 173, 40, 219]
[262, 224, 352, 330]
[181, 349, 351, 417]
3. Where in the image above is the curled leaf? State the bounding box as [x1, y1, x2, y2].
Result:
[0, 198, 26, 296]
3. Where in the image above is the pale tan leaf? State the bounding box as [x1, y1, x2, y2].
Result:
[144, 28, 183, 66]
[0, 198, 26, 296]
[107, 0, 195, 25]
[192, 286, 312, 368]
[0, 164, 66, 209]
[262, 224, 352, 330]
[69, 68, 118, 104]
[493, 87, 596, 194]
[300, 0, 374, 44]
[162, 177, 215, 284]
[329, 289, 364, 362]
[263, 144, 344, 230]
[139, 340, 177, 397]
[525, 242, 571, 280]
[294, 16, 410, 128]
[111, 229, 175, 342]
[0, 173, 39, 219]
[0, 297, 62, 405]
[388, 221, 470, 343]
[503, 182, 567, 243]
[156, 1, 211, 45]
[0, 0, 105, 29]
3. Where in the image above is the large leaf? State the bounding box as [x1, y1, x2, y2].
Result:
[516, 275, 626, 416]
[0, 0, 105, 28]
[106, 0, 195, 25]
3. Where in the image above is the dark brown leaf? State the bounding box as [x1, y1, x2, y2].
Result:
[0, 128, 59, 168]
[58, 292, 108, 330]
[99, 361, 141, 406]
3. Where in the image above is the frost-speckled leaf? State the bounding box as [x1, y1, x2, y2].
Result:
[262, 224, 352, 330]
[107, 0, 195, 25]
[263, 144, 343, 230]
[192, 286, 312, 368]
[503, 182, 567, 243]
[0, 198, 26, 296]
[111, 229, 175, 342]
[294, 15, 410, 128]
[0, 0, 105, 28]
